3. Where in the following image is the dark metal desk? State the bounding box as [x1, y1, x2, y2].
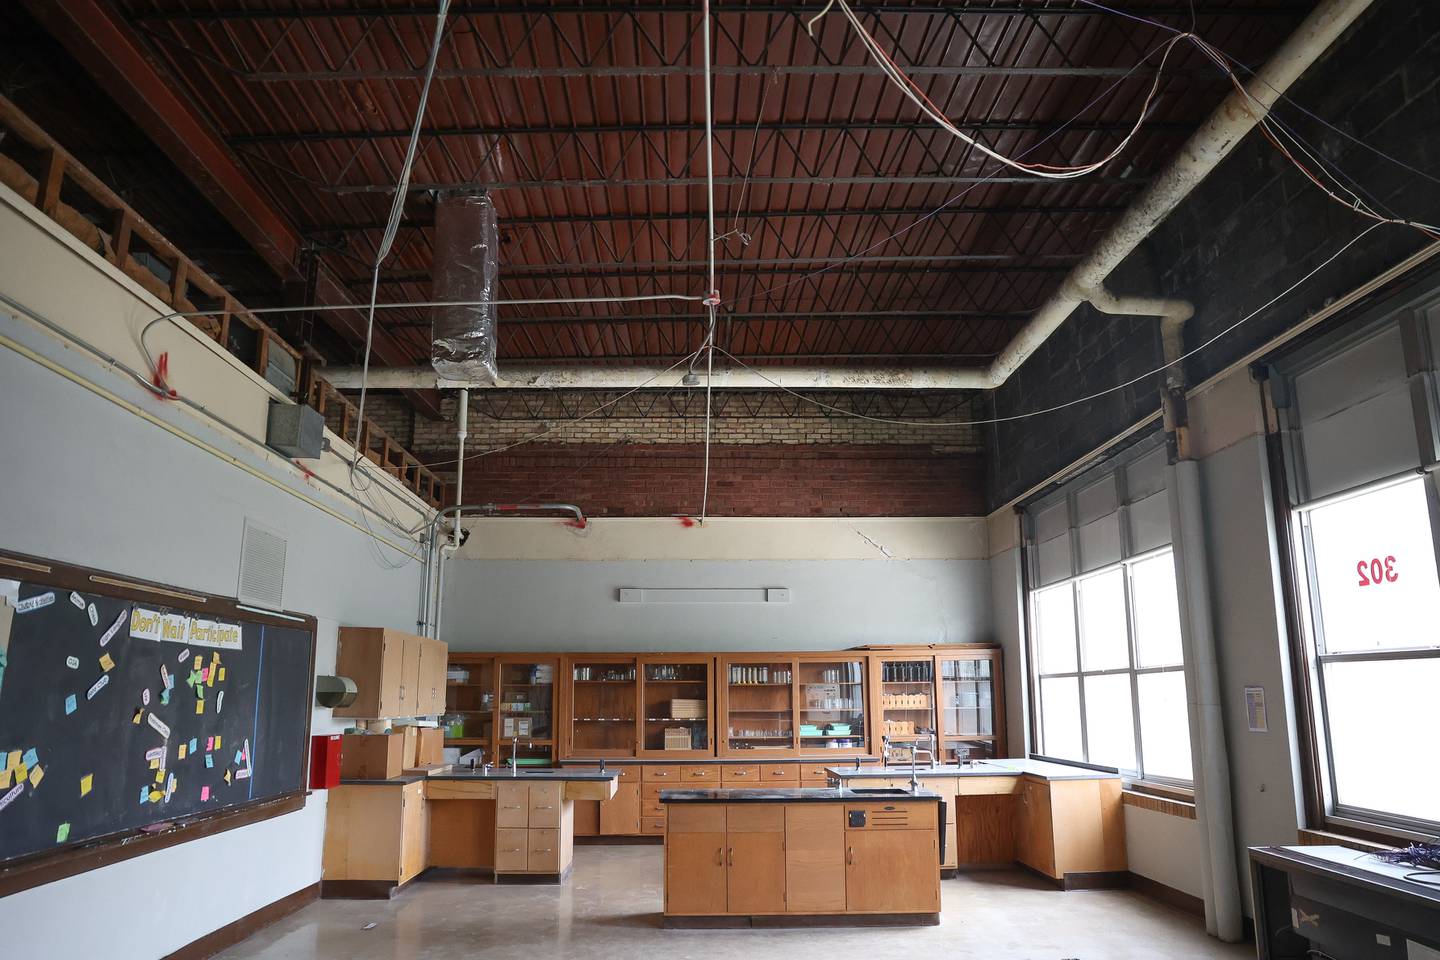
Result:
[1249, 845, 1440, 959]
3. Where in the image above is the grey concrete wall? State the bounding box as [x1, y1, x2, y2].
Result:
[441, 558, 992, 651]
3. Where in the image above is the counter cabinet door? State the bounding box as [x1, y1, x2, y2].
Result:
[1016, 779, 1056, 878]
[844, 829, 939, 914]
[495, 782, 529, 829]
[784, 804, 846, 912]
[665, 831, 727, 915]
[399, 783, 428, 883]
[726, 832, 786, 914]
[599, 781, 641, 835]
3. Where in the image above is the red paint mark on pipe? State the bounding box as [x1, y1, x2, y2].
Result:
[677, 516, 696, 528]
[150, 351, 179, 399]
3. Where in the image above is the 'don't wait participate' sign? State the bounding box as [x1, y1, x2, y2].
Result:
[129, 608, 243, 651]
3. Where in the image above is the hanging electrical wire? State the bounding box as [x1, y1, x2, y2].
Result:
[350, 0, 450, 489]
[806, 0, 1193, 180]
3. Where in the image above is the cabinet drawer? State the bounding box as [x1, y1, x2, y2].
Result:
[642, 816, 666, 835]
[800, 763, 834, 781]
[727, 804, 784, 833]
[495, 828, 529, 872]
[668, 804, 726, 833]
[761, 763, 799, 782]
[956, 776, 1020, 796]
[615, 765, 640, 782]
[424, 780, 495, 801]
[643, 796, 667, 818]
[527, 829, 561, 873]
[495, 782, 529, 828]
[642, 765, 683, 783]
[721, 764, 760, 783]
[528, 782, 562, 827]
[682, 765, 720, 783]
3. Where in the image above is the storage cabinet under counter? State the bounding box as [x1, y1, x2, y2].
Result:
[660, 787, 942, 926]
[321, 771, 618, 897]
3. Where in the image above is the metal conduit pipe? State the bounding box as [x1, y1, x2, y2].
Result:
[1169, 457, 1242, 942]
[418, 502, 586, 638]
[1084, 285, 1241, 941]
[985, 0, 1374, 388]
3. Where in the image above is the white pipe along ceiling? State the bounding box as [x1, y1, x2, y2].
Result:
[322, 0, 1372, 392]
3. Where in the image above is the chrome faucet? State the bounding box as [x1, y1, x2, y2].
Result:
[510, 735, 531, 777]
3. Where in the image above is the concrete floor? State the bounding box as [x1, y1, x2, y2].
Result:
[219, 846, 1249, 960]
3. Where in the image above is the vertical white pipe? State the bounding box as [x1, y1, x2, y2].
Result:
[452, 388, 469, 545]
[1168, 459, 1243, 941]
[701, 0, 717, 300]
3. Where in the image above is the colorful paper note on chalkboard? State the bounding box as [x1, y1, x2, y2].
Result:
[80, 774, 92, 797]
[64, 695, 77, 716]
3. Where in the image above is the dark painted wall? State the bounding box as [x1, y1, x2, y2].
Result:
[988, 1, 1440, 508]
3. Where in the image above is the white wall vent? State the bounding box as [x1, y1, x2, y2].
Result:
[238, 518, 287, 610]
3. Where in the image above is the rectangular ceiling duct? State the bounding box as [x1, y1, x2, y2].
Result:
[431, 189, 499, 385]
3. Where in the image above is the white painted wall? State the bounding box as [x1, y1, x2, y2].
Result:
[0, 203, 426, 956]
[441, 517, 992, 651]
[443, 558, 991, 651]
[1124, 806, 1206, 899]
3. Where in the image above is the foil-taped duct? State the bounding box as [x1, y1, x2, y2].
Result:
[431, 189, 499, 384]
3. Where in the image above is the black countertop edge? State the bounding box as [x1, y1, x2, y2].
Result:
[557, 756, 880, 765]
[660, 787, 941, 803]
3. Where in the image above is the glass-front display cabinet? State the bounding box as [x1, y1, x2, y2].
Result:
[638, 655, 714, 758]
[719, 656, 795, 755]
[564, 656, 638, 758]
[795, 656, 868, 755]
[442, 654, 495, 752]
[937, 650, 1005, 761]
[495, 655, 558, 767]
[872, 654, 938, 764]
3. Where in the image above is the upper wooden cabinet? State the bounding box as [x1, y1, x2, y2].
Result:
[563, 655, 639, 758]
[639, 655, 713, 758]
[335, 627, 449, 720]
[864, 647, 1006, 764]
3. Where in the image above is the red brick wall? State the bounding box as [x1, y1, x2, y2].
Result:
[456, 443, 985, 517]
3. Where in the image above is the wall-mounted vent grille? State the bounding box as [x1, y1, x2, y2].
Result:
[238, 518, 287, 610]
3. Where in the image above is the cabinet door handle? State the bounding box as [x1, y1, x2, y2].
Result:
[534, 805, 555, 810]
[728, 847, 734, 867]
[535, 848, 554, 853]
[715, 848, 724, 866]
[846, 846, 854, 865]
[502, 848, 522, 853]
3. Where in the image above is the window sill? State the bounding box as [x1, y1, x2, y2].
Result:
[1305, 817, 1438, 850]
[1123, 789, 1197, 820]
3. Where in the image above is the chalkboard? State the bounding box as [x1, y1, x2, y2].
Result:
[0, 567, 313, 865]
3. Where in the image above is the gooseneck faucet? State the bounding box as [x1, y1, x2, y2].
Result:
[511, 734, 531, 777]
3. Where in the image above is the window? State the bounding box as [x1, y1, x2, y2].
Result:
[1030, 549, 1193, 784]
[1292, 476, 1440, 831]
[1270, 293, 1440, 840]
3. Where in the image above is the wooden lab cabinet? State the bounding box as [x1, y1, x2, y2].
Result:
[664, 801, 940, 920]
[600, 781, 641, 835]
[335, 627, 448, 719]
[1015, 776, 1126, 882]
[784, 805, 846, 912]
[322, 781, 428, 888]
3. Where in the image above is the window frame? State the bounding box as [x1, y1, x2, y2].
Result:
[1288, 471, 1440, 840]
[1028, 545, 1193, 789]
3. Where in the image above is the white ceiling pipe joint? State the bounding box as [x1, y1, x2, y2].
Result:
[1082, 284, 1195, 389]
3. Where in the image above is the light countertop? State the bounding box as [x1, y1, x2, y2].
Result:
[825, 758, 1120, 781]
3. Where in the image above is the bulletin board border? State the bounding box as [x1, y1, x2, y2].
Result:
[0, 550, 317, 897]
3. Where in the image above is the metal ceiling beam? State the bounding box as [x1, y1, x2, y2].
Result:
[322, 364, 994, 391]
[243, 64, 1191, 82]
[231, 118, 1192, 145]
[358, 262, 1070, 285]
[21, 0, 445, 419]
[382, 310, 1030, 328]
[323, 174, 1143, 194]
[306, 204, 1123, 233]
[129, 3, 1310, 22]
